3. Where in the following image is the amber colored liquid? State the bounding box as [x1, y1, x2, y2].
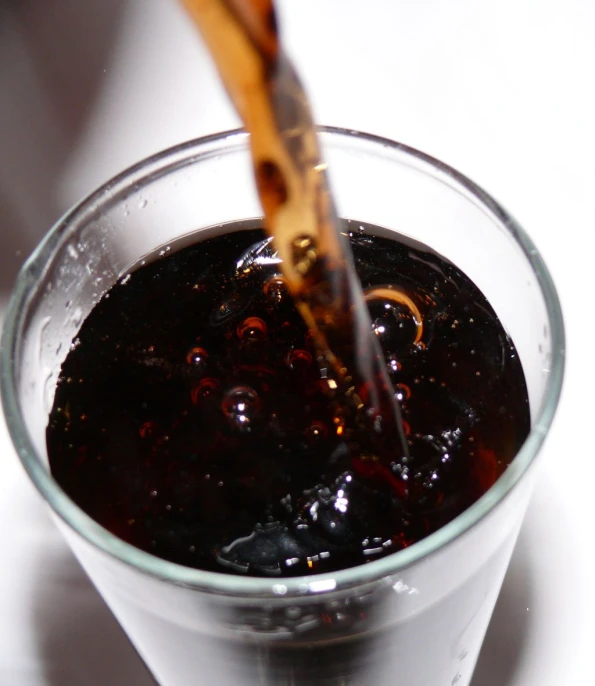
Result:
[180, 0, 410, 487]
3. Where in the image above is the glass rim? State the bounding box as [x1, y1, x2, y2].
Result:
[0, 127, 565, 598]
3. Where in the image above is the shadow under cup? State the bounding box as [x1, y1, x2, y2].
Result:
[1, 129, 564, 686]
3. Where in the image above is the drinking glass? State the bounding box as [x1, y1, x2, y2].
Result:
[1, 128, 564, 686]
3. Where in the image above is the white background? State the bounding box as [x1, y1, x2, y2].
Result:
[1, 1, 594, 684]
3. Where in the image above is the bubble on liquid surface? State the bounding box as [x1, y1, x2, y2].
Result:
[221, 386, 260, 431]
[186, 346, 208, 368]
[217, 524, 310, 576]
[370, 305, 421, 351]
[191, 377, 220, 404]
[237, 317, 267, 343]
[264, 275, 288, 305]
[394, 383, 411, 402]
[285, 348, 312, 372]
[387, 354, 401, 374]
[212, 292, 249, 325]
[364, 288, 423, 351]
[303, 420, 328, 445]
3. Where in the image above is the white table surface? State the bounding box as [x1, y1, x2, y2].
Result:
[1, 1, 594, 684]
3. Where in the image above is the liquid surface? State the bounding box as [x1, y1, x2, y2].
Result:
[47, 223, 530, 577]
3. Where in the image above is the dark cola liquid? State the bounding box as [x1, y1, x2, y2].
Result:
[47, 221, 529, 577]
[182, 0, 412, 470]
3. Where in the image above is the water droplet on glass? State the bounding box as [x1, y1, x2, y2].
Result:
[42, 368, 54, 414]
[71, 307, 83, 327]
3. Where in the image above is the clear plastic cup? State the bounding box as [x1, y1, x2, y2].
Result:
[0, 128, 564, 685]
